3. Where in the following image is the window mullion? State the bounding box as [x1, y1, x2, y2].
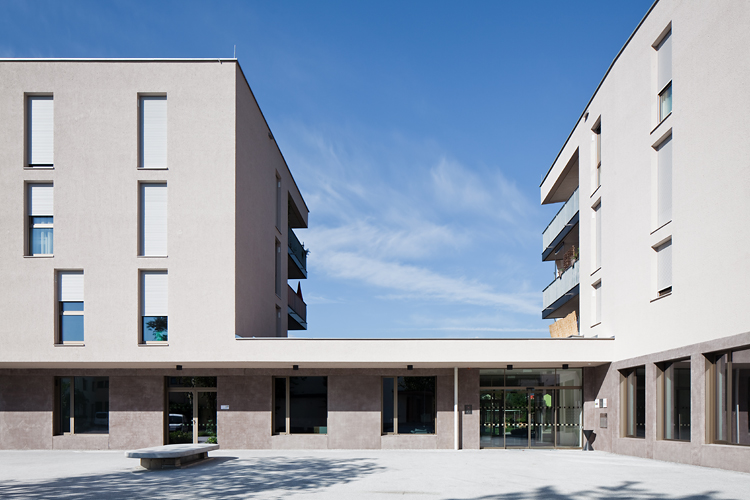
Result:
[286, 376, 291, 435]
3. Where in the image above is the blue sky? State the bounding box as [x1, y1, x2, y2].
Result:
[1, 1, 654, 338]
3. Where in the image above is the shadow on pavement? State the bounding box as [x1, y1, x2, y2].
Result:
[0, 455, 384, 499]
[447, 480, 726, 500]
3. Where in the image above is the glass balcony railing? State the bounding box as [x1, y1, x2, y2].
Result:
[542, 260, 580, 311]
[288, 284, 307, 329]
[288, 228, 307, 278]
[542, 187, 579, 252]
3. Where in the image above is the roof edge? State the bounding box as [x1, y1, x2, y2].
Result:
[540, 0, 660, 187]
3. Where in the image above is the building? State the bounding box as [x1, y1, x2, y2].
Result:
[0, 0, 749, 474]
[541, 0, 750, 471]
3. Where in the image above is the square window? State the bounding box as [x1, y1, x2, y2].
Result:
[56, 376, 109, 434]
[382, 376, 436, 435]
[273, 376, 327, 434]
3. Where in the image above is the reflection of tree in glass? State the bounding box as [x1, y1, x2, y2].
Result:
[146, 316, 167, 341]
[398, 377, 435, 393]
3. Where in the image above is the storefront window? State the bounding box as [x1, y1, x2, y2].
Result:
[56, 377, 109, 435]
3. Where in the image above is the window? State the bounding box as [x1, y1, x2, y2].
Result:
[276, 175, 282, 230]
[275, 239, 282, 297]
[592, 281, 602, 325]
[655, 239, 672, 296]
[276, 306, 282, 337]
[27, 95, 54, 167]
[138, 96, 167, 169]
[593, 122, 601, 189]
[662, 360, 690, 441]
[711, 347, 750, 445]
[273, 376, 327, 434]
[55, 377, 109, 434]
[623, 367, 646, 438]
[28, 183, 54, 255]
[657, 31, 672, 121]
[657, 135, 672, 226]
[139, 183, 167, 256]
[593, 202, 601, 270]
[141, 271, 168, 342]
[58, 271, 84, 343]
[382, 376, 436, 435]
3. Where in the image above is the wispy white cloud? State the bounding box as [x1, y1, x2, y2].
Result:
[308, 248, 540, 315]
[281, 120, 543, 318]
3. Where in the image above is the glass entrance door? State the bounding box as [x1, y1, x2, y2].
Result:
[530, 389, 555, 448]
[166, 377, 217, 445]
[480, 390, 504, 448]
[504, 390, 529, 447]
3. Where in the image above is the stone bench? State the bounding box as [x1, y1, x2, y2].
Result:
[125, 443, 220, 470]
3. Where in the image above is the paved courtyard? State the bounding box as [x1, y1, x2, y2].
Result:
[0, 449, 748, 499]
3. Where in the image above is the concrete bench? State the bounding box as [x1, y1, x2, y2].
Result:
[125, 443, 220, 470]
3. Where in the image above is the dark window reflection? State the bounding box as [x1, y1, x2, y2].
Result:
[274, 377, 287, 434]
[289, 376, 327, 434]
[55, 377, 109, 434]
[382, 377, 394, 433]
[397, 376, 435, 434]
[168, 377, 217, 388]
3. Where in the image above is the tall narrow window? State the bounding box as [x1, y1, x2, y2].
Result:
[139, 96, 167, 169]
[657, 135, 672, 226]
[656, 239, 672, 296]
[711, 348, 750, 445]
[275, 175, 282, 229]
[657, 31, 672, 121]
[624, 367, 646, 438]
[273, 376, 327, 434]
[593, 202, 602, 270]
[382, 376, 436, 435]
[28, 183, 54, 255]
[275, 240, 282, 297]
[141, 271, 168, 342]
[58, 271, 84, 343]
[592, 281, 602, 325]
[276, 306, 282, 337]
[139, 183, 167, 256]
[27, 96, 54, 167]
[593, 122, 601, 188]
[663, 360, 690, 441]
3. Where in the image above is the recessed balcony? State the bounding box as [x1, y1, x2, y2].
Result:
[288, 228, 307, 279]
[542, 260, 580, 319]
[288, 284, 307, 330]
[542, 187, 579, 261]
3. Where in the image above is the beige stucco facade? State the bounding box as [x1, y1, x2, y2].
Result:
[542, 0, 750, 472]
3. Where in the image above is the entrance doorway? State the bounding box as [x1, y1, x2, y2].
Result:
[166, 377, 217, 444]
[480, 388, 581, 448]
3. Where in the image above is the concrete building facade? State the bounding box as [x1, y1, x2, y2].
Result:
[541, 0, 750, 472]
[1, 0, 749, 474]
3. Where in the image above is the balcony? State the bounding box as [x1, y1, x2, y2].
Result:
[542, 187, 579, 260]
[288, 228, 307, 279]
[288, 284, 307, 330]
[542, 260, 579, 319]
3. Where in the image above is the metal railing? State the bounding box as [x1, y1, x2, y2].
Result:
[288, 228, 307, 274]
[542, 260, 580, 310]
[542, 187, 579, 251]
[287, 284, 307, 322]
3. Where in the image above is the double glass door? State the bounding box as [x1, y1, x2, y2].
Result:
[480, 389, 567, 448]
[167, 377, 218, 445]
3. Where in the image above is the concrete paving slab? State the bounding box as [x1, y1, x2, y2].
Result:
[0, 449, 748, 499]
